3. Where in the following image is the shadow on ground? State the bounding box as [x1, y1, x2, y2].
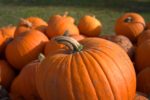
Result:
[0, 0, 150, 12]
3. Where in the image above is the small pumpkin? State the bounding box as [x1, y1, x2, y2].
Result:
[78, 15, 102, 37]
[5, 30, 48, 70]
[15, 17, 48, 37]
[46, 15, 79, 38]
[10, 56, 44, 100]
[0, 25, 16, 53]
[137, 30, 150, 45]
[36, 36, 136, 100]
[99, 34, 135, 59]
[137, 67, 150, 96]
[135, 40, 150, 72]
[135, 92, 148, 100]
[0, 60, 15, 89]
[115, 13, 145, 42]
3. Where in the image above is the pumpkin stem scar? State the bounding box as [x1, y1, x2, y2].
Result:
[51, 35, 83, 53]
[124, 17, 133, 23]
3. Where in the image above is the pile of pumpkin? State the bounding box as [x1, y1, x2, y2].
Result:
[0, 12, 150, 100]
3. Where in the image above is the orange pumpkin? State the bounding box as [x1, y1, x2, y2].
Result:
[0, 60, 15, 89]
[46, 15, 79, 38]
[135, 92, 148, 100]
[5, 30, 48, 70]
[10, 59, 42, 100]
[115, 13, 145, 42]
[137, 30, 150, 45]
[100, 35, 135, 59]
[137, 67, 150, 95]
[15, 17, 48, 37]
[0, 25, 16, 53]
[36, 36, 136, 100]
[78, 15, 102, 37]
[70, 34, 85, 41]
[135, 40, 150, 72]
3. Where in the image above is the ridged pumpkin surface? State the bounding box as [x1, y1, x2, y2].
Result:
[5, 30, 48, 70]
[137, 30, 150, 45]
[36, 37, 136, 100]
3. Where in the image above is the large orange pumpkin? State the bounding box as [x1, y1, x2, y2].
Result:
[115, 13, 145, 42]
[137, 67, 150, 95]
[36, 36, 136, 100]
[15, 17, 48, 37]
[5, 30, 48, 70]
[137, 30, 150, 45]
[0, 25, 16, 53]
[10, 59, 42, 100]
[0, 60, 15, 89]
[46, 15, 79, 38]
[135, 40, 150, 72]
[78, 15, 102, 37]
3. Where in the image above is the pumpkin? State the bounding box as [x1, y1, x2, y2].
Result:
[5, 30, 48, 70]
[46, 15, 79, 39]
[115, 13, 145, 42]
[70, 34, 85, 41]
[137, 30, 150, 45]
[78, 15, 102, 37]
[137, 67, 150, 95]
[14, 17, 48, 37]
[135, 40, 150, 72]
[0, 25, 16, 53]
[99, 34, 135, 59]
[0, 60, 15, 89]
[145, 23, 150, 30]
[36, 36, 136, 100]
[10, 56, 44, 100]
[135, 92, 148, 100]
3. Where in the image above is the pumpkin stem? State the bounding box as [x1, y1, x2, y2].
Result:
[20, 18, 32, 27]
[38, 53, 45, 62]
[52, 35, 83, 53]
[124, 17, 133, 23]
[63, 11, 69, 17]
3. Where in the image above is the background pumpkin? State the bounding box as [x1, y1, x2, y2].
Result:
[115, 13, 145, 43]
[36, 36, 136, 100]
[145, 22, 150, 30]
[10, 59, 42, 100]
[14, 17, 48, 37]
[137, 30, 150, 45]
[5, 30, 48, 70]
[78, 15, 102, 37]
[99, 34, 135, 59]
[46, 15, 79, 39]
[0, 60, 15, 89]
[135, 40, 150, 72]
[137, 67, 150, 96]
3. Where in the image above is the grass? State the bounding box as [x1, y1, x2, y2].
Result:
[0, 0, 150, 34]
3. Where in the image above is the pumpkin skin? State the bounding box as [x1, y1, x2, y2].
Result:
[99, 35, 135, 59]
[10, 60, 42, 100]
[78, 15, 102, 37]
[36, 36, 136, 100]
[0, 25, 16, 53]
[70, 34, 85, 41]
[46, 16, 79, 39]
[145, 23, 150, 30]
[135, 92, 148, 100]
[135, 40, 150, 72]
[5, 30, 48, 70]
[15, 17, 48, 37]
[137, 30, 150, 45]
[0, 60, 15, 89]
[115, 13, 145, 42]
[137, 67, 150, 95]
